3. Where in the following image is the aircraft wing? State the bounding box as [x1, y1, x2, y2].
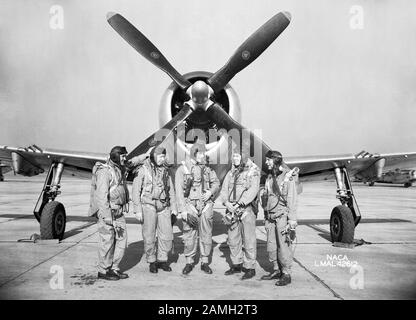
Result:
[0, 145, 107, 179]
[285, 151, 416, 182]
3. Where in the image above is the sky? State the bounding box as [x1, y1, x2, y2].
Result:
[0, 0, 415, 158]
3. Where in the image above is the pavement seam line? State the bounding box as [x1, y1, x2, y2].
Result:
[294, 257, 344, 300]
[0, 216, 32, 224]
[0, 226, 98, 288]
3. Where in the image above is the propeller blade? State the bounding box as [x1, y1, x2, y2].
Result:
[127, 104, 193, 161]
[207, 11, 291, 93]
[205, 103, 272, 173]
[107, 12, 192, 90]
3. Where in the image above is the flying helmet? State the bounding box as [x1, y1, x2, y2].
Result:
[265, 150, 283, 168]
[232, 145, 251, 168]
[110, 146, 128, 165]
[150, 145, 166, 165]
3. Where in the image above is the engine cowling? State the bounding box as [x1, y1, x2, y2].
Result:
[159, 71, 241, 148]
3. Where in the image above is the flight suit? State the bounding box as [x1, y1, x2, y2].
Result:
[261, 167, 298, 275]
[175, 159, 220, 265]
[95, 160, 129, 274]
[132, 159, 177, 264]
[220, 159, 260, 270]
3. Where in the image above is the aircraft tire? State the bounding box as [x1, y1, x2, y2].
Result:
[330, 205, 355, 244]
[40, 201, 66, 241]
[404, 182, 412, 188]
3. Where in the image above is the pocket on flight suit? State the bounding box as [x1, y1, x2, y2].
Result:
[276, 214, 288, 231]
[226, 222, 241, 247]
[265, 220, 277, 253]
[97, 218, 114, 247]
[113, 216, 127, 241]
[184, 203, 199, 230]
[97, 218, 113, 234]
[202, 202, 214, 220]
[200, 202, 214, 243]
[157, 209, 174, 241]
[275, 214, 289, 249]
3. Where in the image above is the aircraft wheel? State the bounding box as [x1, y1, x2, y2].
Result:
[40, 201, 66, 240]
[404, 182, 412, 188]
[369, 182, 375, 186]
[330, 205, 355, 244]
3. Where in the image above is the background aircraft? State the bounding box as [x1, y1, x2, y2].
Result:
[1, 1, 416, 243]
[356, 167, 416, 188]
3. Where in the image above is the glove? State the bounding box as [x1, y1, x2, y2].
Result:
[171, 214, 177, 226]
[221, 213, 234, 226]
[288, 220, 298, 229]
[284, 222, 297, 243]
[225, 201, 236, 214]
[202, 190, 212, 202]
[134, 212, 144, 224]
[186, 213, 199, 229]
[113, 220, 125, 240]
[102, 217, 113, 226]
[127, 154, 147, 167]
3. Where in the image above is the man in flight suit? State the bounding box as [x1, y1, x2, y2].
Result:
[175, 141, 220, 275]
[93, 146, 130, 281]
[132, 146, 177, 273]
[220, 149, 260, 280]
[260, 150, 298, 286]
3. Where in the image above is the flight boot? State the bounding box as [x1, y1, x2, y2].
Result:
[275, 273, 291, 286]
[182, 263, 194, 275]
[261, 270, 282, 280]
[201, 263, 213, 274]
[109, 269, 129, 279]
[97, 271, 119, 281]
[149, 262, 158, 273]
[224, 264, 242, 275]
[157, 261, 172, 272]
[241, 268, 256, 280]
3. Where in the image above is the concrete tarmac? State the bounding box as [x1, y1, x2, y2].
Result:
[0, 173, 415, 300]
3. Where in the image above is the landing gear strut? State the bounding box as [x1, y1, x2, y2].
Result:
[34, 162, 66, 240]
[330, 167, 361, 244]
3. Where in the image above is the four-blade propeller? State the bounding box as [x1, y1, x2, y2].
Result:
[107, 11, 291, 163]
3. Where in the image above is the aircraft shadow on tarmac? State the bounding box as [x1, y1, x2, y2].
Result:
[117, 210, 278, 274]
[108, 213, 414, 272]
[0, 213, 411, 271]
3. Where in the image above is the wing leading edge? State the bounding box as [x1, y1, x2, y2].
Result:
[0, 145, 107, 179]
[285, 151, 416, 182]
[2, 144, 416, 183]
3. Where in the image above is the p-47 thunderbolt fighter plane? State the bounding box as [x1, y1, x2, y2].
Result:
[1, 12, 415, 243]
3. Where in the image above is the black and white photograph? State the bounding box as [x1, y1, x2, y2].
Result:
[0, 0, 415, 305]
